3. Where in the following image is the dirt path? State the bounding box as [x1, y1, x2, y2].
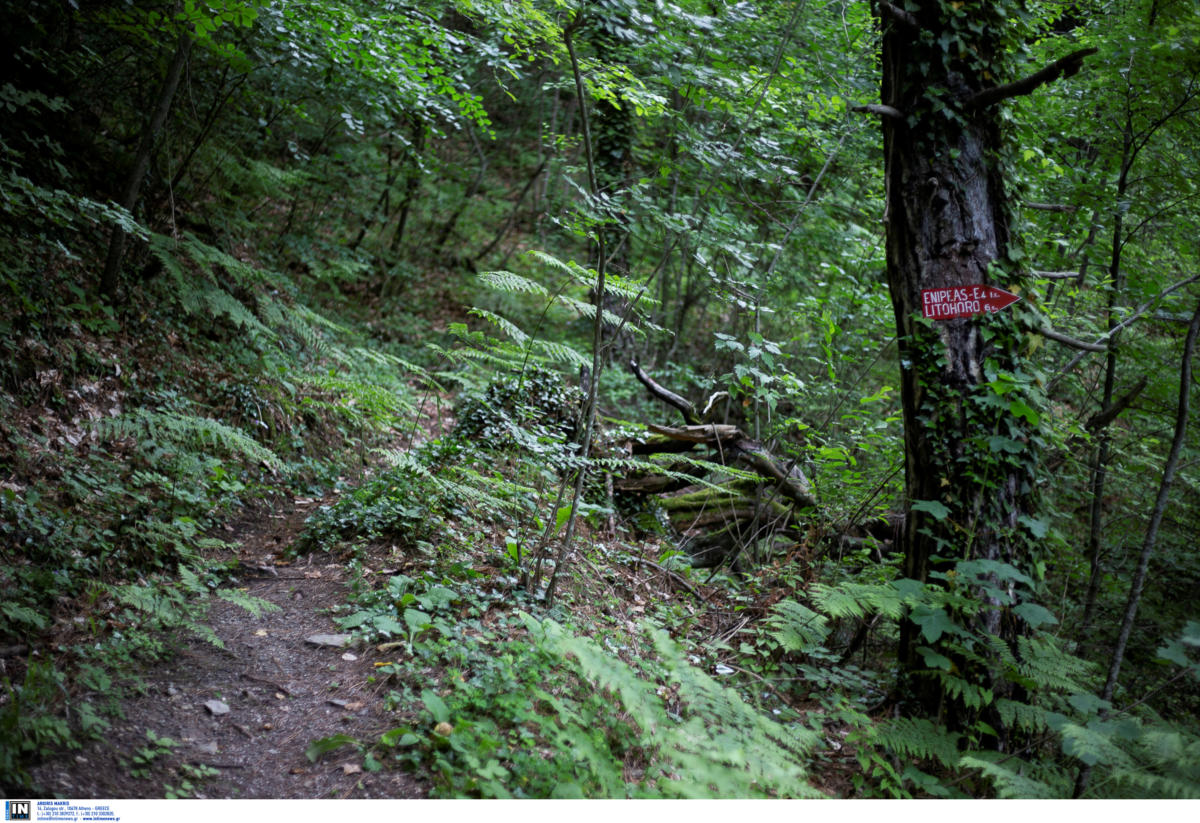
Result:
[31, 499, 428, 799]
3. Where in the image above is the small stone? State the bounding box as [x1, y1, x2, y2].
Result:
[204, 700, 230, 716]
[305, 634, 350, 648]
[342, 763, 362, 775]
[166, 684, 179, 697]
[327, 699, 349, 708]
[196, 741, 219, 755]
[341, 652, 358, 662]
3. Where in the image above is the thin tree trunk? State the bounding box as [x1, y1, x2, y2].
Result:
[1080, 122, 1133, 639]
[1074, 294, 1200, 797]
[434, 127, 488, 255]
[100, 30, 193, 300]
[545, 15, 606, 606]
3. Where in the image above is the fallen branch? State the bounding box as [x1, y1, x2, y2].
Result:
[631, 360, 700, 423]
[629, 555, 709, 602]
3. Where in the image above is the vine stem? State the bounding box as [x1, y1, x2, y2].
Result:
[545, 13, 605, 606]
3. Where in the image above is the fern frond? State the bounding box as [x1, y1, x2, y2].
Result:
[810, 581, 906, 621]
[764, 599, 830, 654]
[95, 409, 281, 469]
[468, 307, 530, 344]
[873, 716, 962, 768]
[994, 698, 1051, 735]
[529, 616, 824, 798]
[959, 752, 1062, 798]
[533, 339, 590, 369]
[1017, 634, 1097, 693]
[479, 270, 550, 296]
[556, 294, 645, 336]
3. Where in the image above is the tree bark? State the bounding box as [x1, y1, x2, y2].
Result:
[875, 2, 1093, 723]
[100, 30, 193, 300]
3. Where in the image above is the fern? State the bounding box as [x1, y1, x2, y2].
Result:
[959, 752, 1061, 798]
[95, 408, 281, 469]
[1017, 634, 1096, 693]
[872, 716, 962, 769]
[994, 697, 1052, 735]
[764, 599, 830, 654]
[529, 616, 824, 798]
[216, 587, 281, 619]
[478, 269, 552, 297]
[469, 307, 530, 344]
[525, 250, 657, 304]
[532, 338, 590, 369]
[810, 581, 906, 621]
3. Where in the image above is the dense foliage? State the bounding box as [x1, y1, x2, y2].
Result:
[1, 0, 1198, 799]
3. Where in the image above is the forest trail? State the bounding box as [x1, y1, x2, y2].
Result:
[31, 491, 429, 799]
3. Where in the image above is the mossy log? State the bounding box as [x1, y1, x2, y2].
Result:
[620, 360, 821, 570]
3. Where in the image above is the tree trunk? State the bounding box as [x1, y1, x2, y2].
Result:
[873, 2, 1093, 723]
[100, 30, 193, 300]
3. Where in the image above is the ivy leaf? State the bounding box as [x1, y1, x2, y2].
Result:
[911, 499, 951, 521]
[1008, 399, 1040, 425]
[917, 645, 953, 671]
[987, 435, 1024, 454]
[911, 605, 956, 643]
[1012, 602, 1058, 629]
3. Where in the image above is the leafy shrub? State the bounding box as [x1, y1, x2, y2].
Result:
[453, 366, 582, 462]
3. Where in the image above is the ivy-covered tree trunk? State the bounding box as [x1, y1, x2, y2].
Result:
[587, 2, 635, 355]
[870, 1, 1093, 722]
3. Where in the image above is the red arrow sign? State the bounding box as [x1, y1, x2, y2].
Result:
[921, 285, 1021, 320]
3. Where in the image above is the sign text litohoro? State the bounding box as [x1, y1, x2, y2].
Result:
[921, 285, 1020, 321]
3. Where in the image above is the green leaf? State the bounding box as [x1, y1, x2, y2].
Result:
[1013, 602, 1058, 629]
[1008, 399, 1040, 425]
[917, 646, 953, 671]
[403, 608, 432, 637]
[911, 605, 956, 643]
[911, 499, 951, 521]
[1067, 692, 1110, 716]
[305, 734, 357, 762]
[380, 728, 419, 747]
[421, 689, 450, 724]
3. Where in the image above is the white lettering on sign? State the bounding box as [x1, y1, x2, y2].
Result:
[920, 285, 1020, 320]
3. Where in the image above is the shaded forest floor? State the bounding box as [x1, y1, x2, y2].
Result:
[30, 496, 427, 799]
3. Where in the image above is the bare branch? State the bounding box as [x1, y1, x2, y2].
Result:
[1025, 202, 1079, 213]
[878, 1, 920, 32]
[1039, 326, 1108, 352]
[1033, 270, 1080, 280]
[966, 47, 1098, 110]
[1049, 273, 1200, 391]
[851, 103, 904, 120]
[1086, 376, 1148, 432]
[631, 360, 700, 424]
